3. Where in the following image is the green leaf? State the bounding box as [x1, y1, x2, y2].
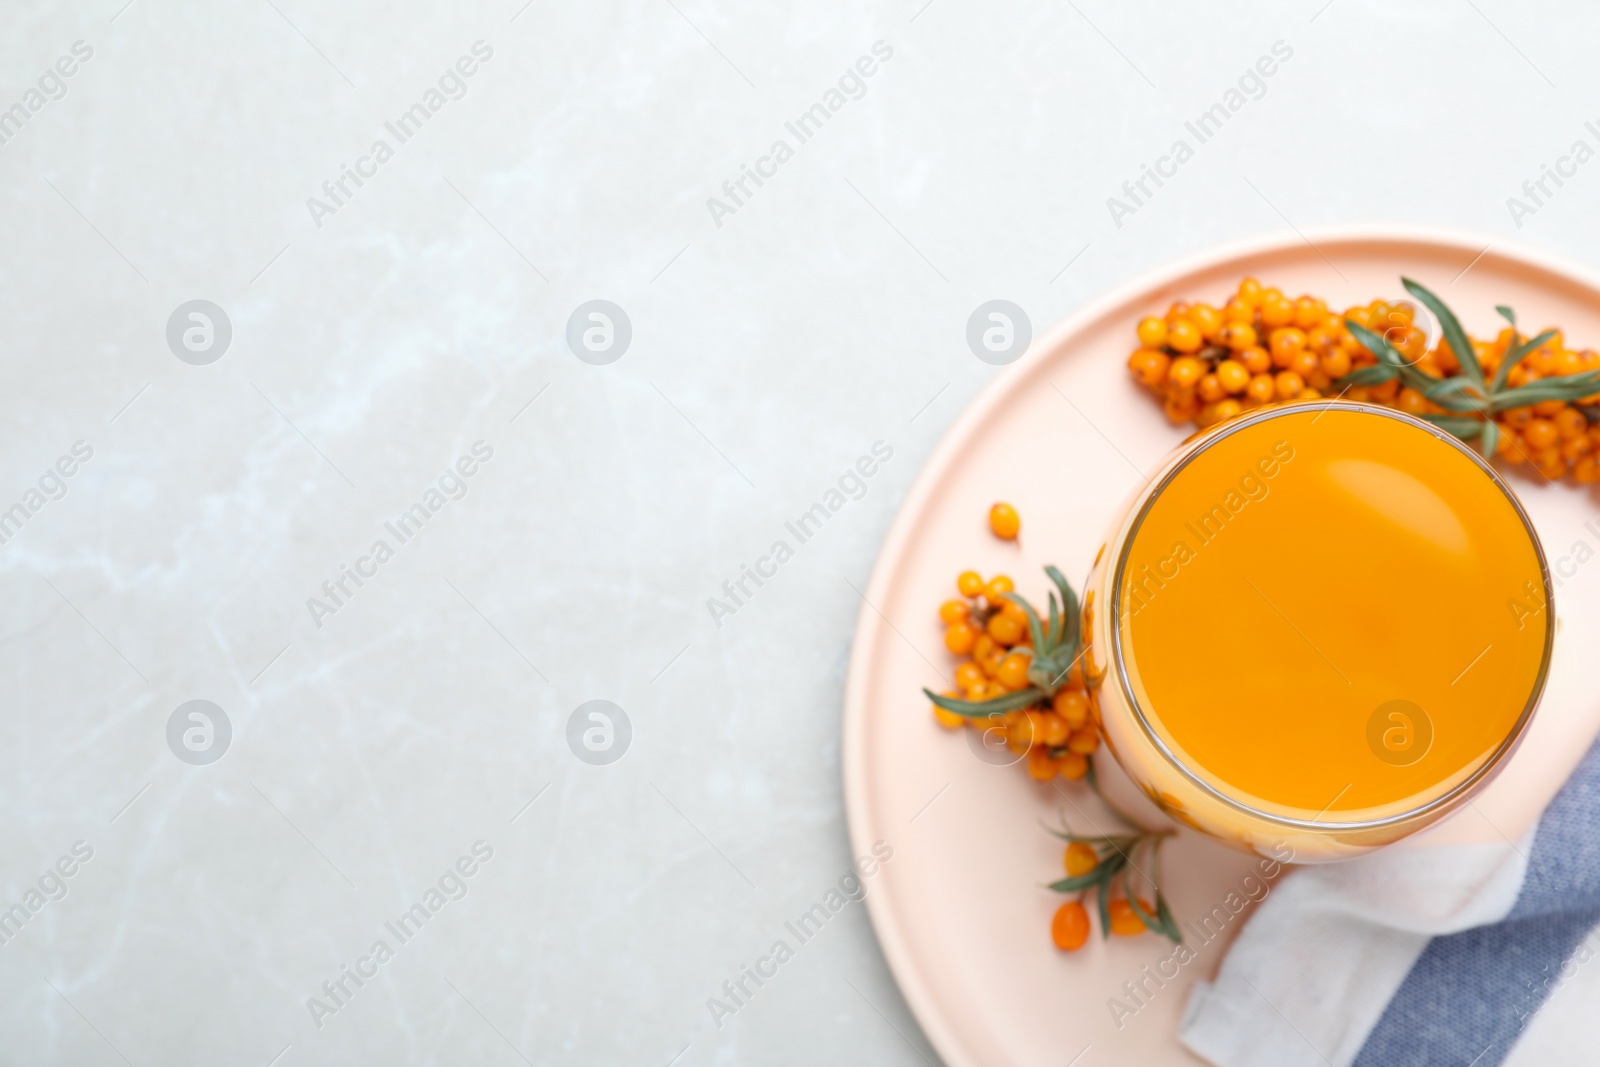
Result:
[1003, 592, 1047, 656]
[1045, 565, 1080, 652]
[1095, 873, 1112, 940]
[1155, 892, 1184, 943]
[1497, 305, 1517, 326]
[1122, 864, 1164, 937]
[923, 686, 1044, 717]
[1345, 320, 1409, 369]
[1334, 363, 1398, 388]
[1419, 414, 1485, 439]
[1045, 592, 1061, 650]
[1404, 277, 1485, 390]
[1481, 419, 1500, 460]
[1489, 370, 1600, 412]
[1490, 328, 1559, 392]
[1048, 850, 1125, 893]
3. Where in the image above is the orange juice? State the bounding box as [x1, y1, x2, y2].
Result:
[1086, 403, 1551, 858]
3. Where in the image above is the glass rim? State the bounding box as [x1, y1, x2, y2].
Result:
[1107, 400, 1555, 833]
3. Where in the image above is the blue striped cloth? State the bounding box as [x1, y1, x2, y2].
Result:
[1353, 735, 1600, 1066]
[1181, 734, 1600, 1066]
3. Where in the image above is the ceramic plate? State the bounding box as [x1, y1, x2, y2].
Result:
[842, 227, 1600, 1067]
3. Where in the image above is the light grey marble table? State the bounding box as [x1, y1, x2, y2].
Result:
[2, 1, 1598, 1064]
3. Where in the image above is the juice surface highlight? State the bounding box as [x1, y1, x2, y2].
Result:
[1116, 407, 1549, 822]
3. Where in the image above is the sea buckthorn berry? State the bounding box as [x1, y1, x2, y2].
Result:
[1051, 901, 1091, 951]
[1274, 371, 1305, 400]
[1223, 296, 1254, 323]
[957, 570, 984, 597]
[1169, 356, 1206, 388]
[1240, 345, 1272, 374]
[1212, 398, 1243, 422]
[973, 633, 996, 662]
[1216, 360, 1250, 394]
[1524, 418, 1560, 451]
[1244, 374, 1276, 405]
[933, 695, 966, 730]
[985, 574, 1014, 601]
[1576, 456, 1600, 483]
[1298, 387, 1322, 400]
[1039, 711, 1070, 747]
[997, 651, 1032, 690]
[989, 502, 1021, 540]
[1260, 294, 1295, 328]
[955, 662, 986, 692]
[1005, 711, 1033, 751]
[1064, 841, 1098, 878]
[1053, 690, 1090, 728]
[1269, 327, 1308, 366]
[1128, 348, 1171, 387]
[1370, 378, 1400, 402]
[1290, 350, 1319, 379]
[1167, 319, 1202, 353]
[1136, 316, 1168, 348]
[1163, 393, 1200, 424]
[966, 680, 994, 702]
[987, 612, 1025, 646]
[939, 599, 969, 625]
[1320, 348, 1352, 379]
[1191, 304, 1224, 342]
[1534, 398, 1567, 417]
[1397, 387, 1429, 415]
[1027, 746, 1056, 780]
[1108, 898, 1153, 936]
[1562, 437, 1590, 461]
[945, 622, 977, 655]
[1056, 751, 1089, 779]
[1000, 597, 1028, 622]
[1293, 296, 1325, 329]
[1067, 727, 1098, 755]
[1557, 407, 1588, 440]
[1558, 351, 1587, 377]
[1237, 277, 1263, 305]
[1198, 373, 1226, 403]
[1218, 322, 1257, 350]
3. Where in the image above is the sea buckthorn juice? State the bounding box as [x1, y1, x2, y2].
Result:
[1084, 403, 1552, 860]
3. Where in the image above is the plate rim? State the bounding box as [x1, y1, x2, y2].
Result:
[840, 223, 1600, 1067]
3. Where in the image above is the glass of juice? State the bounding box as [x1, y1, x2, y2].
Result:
[1082, 402, 1553, 861]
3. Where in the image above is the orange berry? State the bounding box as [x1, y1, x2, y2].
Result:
[1320, 348, 1352, 380]
[1128, 348, 1171, 388]
[1216, 360, 1250, 394]
[1198, 373, 1226, 403]
[1245, 373, 1276, 405]
[1108, 898, 1152, 937]
[1222, 295, 1254, 323]
[1027, 746, 1056, 780]
[1212, 398, 1243, 422]
[1269, 327, 1307, 366]
[1136, 316, 1167, 348]
[1056, 751, 1089, 779]
[1290, 349, 1319, 379]
[997, 651, 1032, 690]
[1524, 418, 1560, 451]
[1167, 319, 1202, 353]
[988, 502, 1021, 540]
[1190, 304, 1224, 343]
[933, 694, 966, 729]
[955, 662, 986, 692]
[987, 612, 1025, 646]
[1556, 406, 1588, 441]
[1039, 710, 1070, 747]
[1576, 456, 1600, 483]
[944, 622, 977, 655]
[1067, 726, 1099, 755]
[1051, 901, 1091, 951]
[1396, 387, 1429, 415]
[1053, 689, 1090, 728]
[1218, 322, 1257, 350]
[1260, 294, 1295, 329]
[1274, 371, 1304, 400]
[957, 570, 984, 597]
[1064, 841, 1098, 878]
[938, 599, 969, 625]
[984, 575, 1014, 604]
[1163, 392, 1200, 424]
[1240, 345, 1272, 375]
[1237, 277, 1263, 304]
[1168, 356, 1206, 388]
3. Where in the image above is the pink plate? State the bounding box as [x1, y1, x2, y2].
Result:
[842, 227, 1600, 1067]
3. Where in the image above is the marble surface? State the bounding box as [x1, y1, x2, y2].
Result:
[4, 1, 1600, 1064]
